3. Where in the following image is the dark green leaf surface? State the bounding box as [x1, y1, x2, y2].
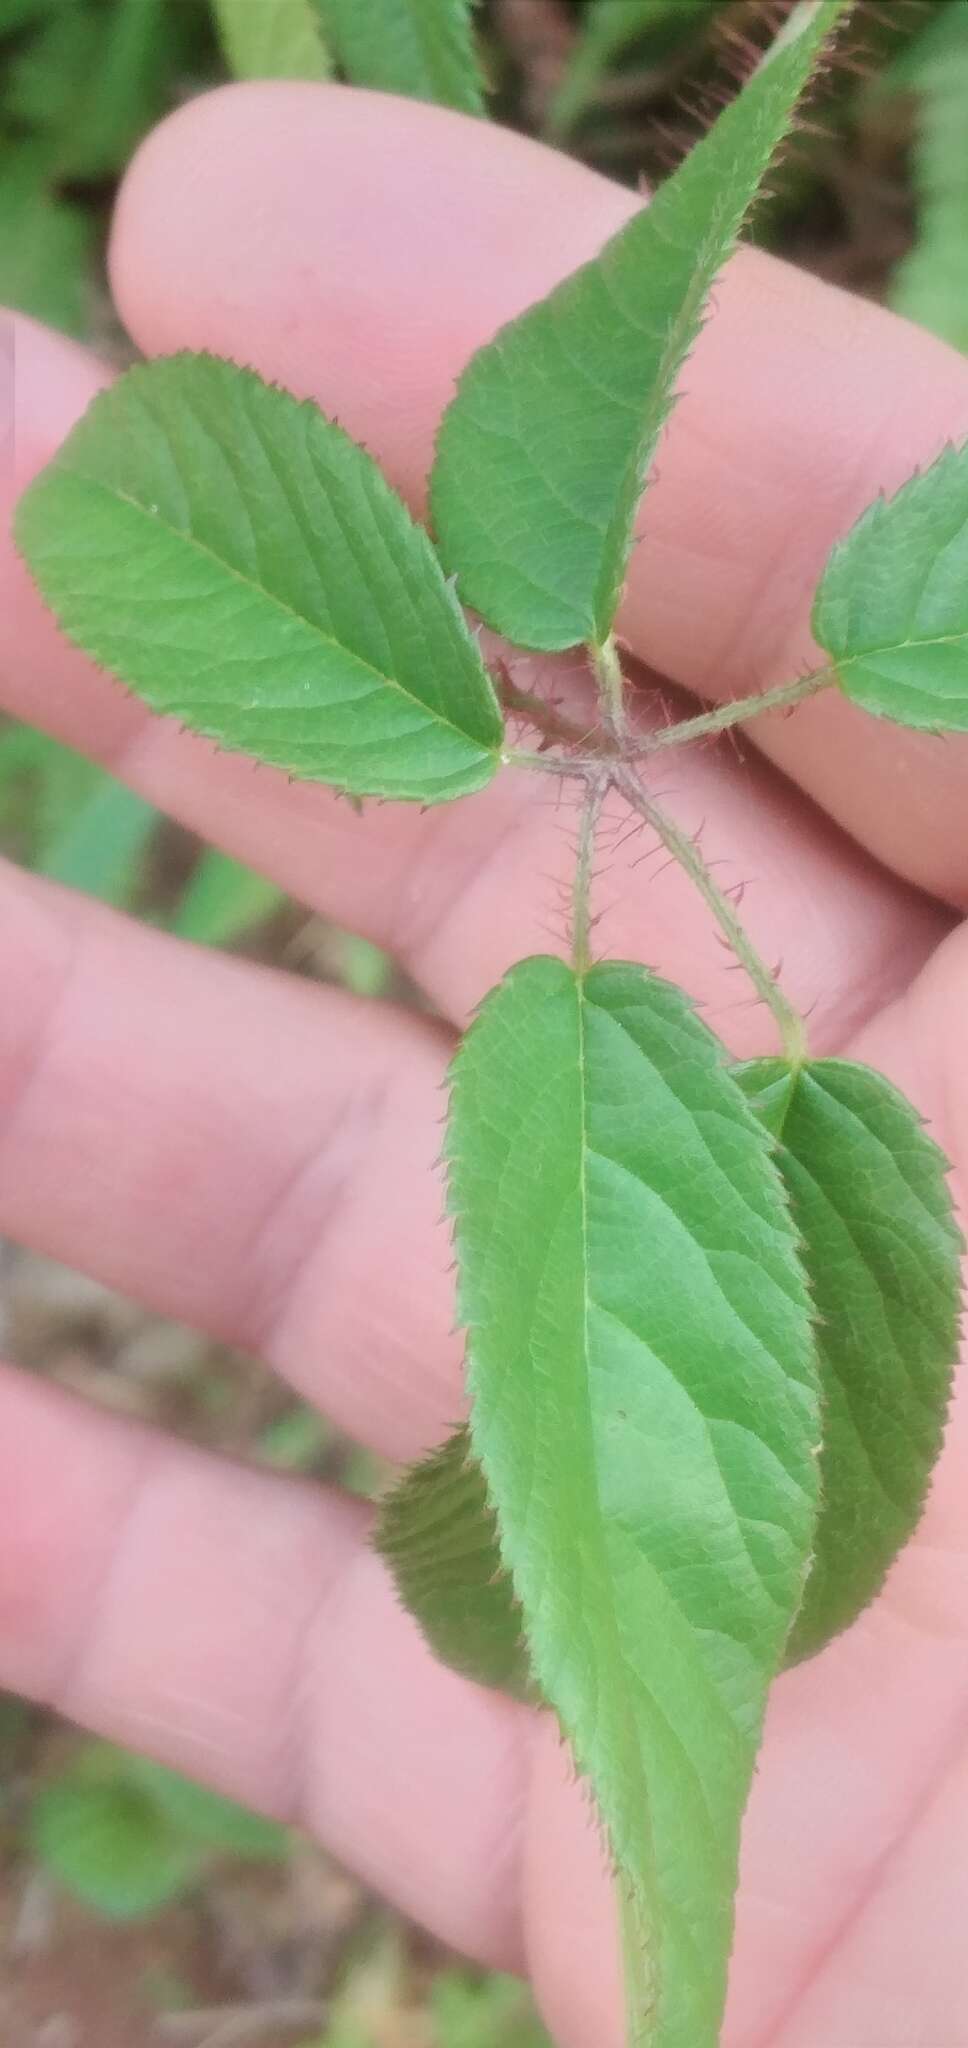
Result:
[377, 1427, 533, 1700]
[315, 0, 484, 113]
[738, 1057, 963, 1663]
[213, 0, 332, 80]
[449, 957, 820, 2046]
[5, 0, 174, 181]
[814, 442, 968, 731]
[15, 354, 503, 804]
[0, 140, 93, 337]
[431, 0, 852, 653]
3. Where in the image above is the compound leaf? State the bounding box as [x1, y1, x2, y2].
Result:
[15, 353, 503, 804]
[431, 0, 852, 653]
[814, 440, 968, 732]
[213, 0, 331, 80]
[377, 1426, 533, 1700]
[738, 1057, 963, 1663]
[449, 957, 820, 2046]
[315, 0, 484, 114]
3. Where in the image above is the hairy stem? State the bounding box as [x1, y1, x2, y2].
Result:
[612, 764, 809, 1065]
[632, 668, 833, 755]
[573, 773, 608, 975]
[497, 670, 595, 749]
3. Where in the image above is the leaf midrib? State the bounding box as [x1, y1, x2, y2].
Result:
[54, 462, 497, 757]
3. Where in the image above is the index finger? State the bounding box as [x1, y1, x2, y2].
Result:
[110, 81, 968, 904]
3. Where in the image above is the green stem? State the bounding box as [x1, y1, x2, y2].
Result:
[631, 668, 832, 755]
[593, 635, 628, 739]
[572, 774, 608, 975]
[612, 764, 809, 1066]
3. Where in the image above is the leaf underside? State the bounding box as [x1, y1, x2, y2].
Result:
[377, 1426, 534, 1701]
[739, 1057, 964, 1663]
[431, 0, 852, 653]
[448, 957, 820, 2047]
[315, 0, 484, 114]
[814, 439, 968, 732]
[15, 353, 502, 805]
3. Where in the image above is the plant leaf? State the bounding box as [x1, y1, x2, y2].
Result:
[5, 0, 176, 181]
[0, 139, 93, 337]
[127, 1758, 289, 1859]
[213, 0, 331, 80]
[449, 956, 820, 2046]
[173, 847, 283, 947]
[887, 2, 968, 350]
[431, 0, 852, 654]
[15, 353, 503, 804]
[31, 1749, 196, 1919]
[39, 774, 157, 905]
[814, 440, 968, 731]
[738, 1056, 963, 1663]
[548, 0, 724, 141]
[377, 1427, 533, 1700]
[315, 0, 484, 114]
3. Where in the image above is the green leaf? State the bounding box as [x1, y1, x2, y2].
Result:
[449, 957, 820, 2046]
[173, 847, 283, 947]
[431, 0, 852, 654]
[127, 1758, 289, 1859]
[314, 0, 484, 113]
[737, 1056, 963, 1664]
[0, 139, 93, 337]
[887, 2, 968, 351]
[377, 1428, 533, 1701]
[5, 0, 175, 181]
[548, 0, 723, 141]
[31, 1749, 197, 1919]
[213, 0, 332, 80]
[39, 773, 157, 905]
[15, 353, 503, 804]
[813, 440, 968, 731]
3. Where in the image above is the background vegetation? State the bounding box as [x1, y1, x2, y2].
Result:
[1, 2, 966, 2042]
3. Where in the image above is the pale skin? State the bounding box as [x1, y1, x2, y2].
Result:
[2, 81, 968, 2048]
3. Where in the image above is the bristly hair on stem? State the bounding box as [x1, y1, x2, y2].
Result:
[572, 772, 609, 975]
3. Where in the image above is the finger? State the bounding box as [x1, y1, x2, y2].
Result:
[2, 319, 945, 1056]
[525, 919, 968, 2047]
[0, 1360, 527, 1967]
[0, 856, 461, 1461]
[108, 83, 968, 907]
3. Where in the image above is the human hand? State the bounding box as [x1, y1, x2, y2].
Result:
[2, 83, 968, 2048]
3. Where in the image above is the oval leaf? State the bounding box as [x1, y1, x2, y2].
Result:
[431, 0, 852, 653]
[738, 1056, 964, 1663]
[377, 1426, 534, 1700]
[449, 957, 820, 2046]
[814, 440, 968, 731]
[315, 0, 484, 114]
[15, 353, 503, 804]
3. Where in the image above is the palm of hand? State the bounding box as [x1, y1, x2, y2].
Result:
[2, 83, 968, 2048]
